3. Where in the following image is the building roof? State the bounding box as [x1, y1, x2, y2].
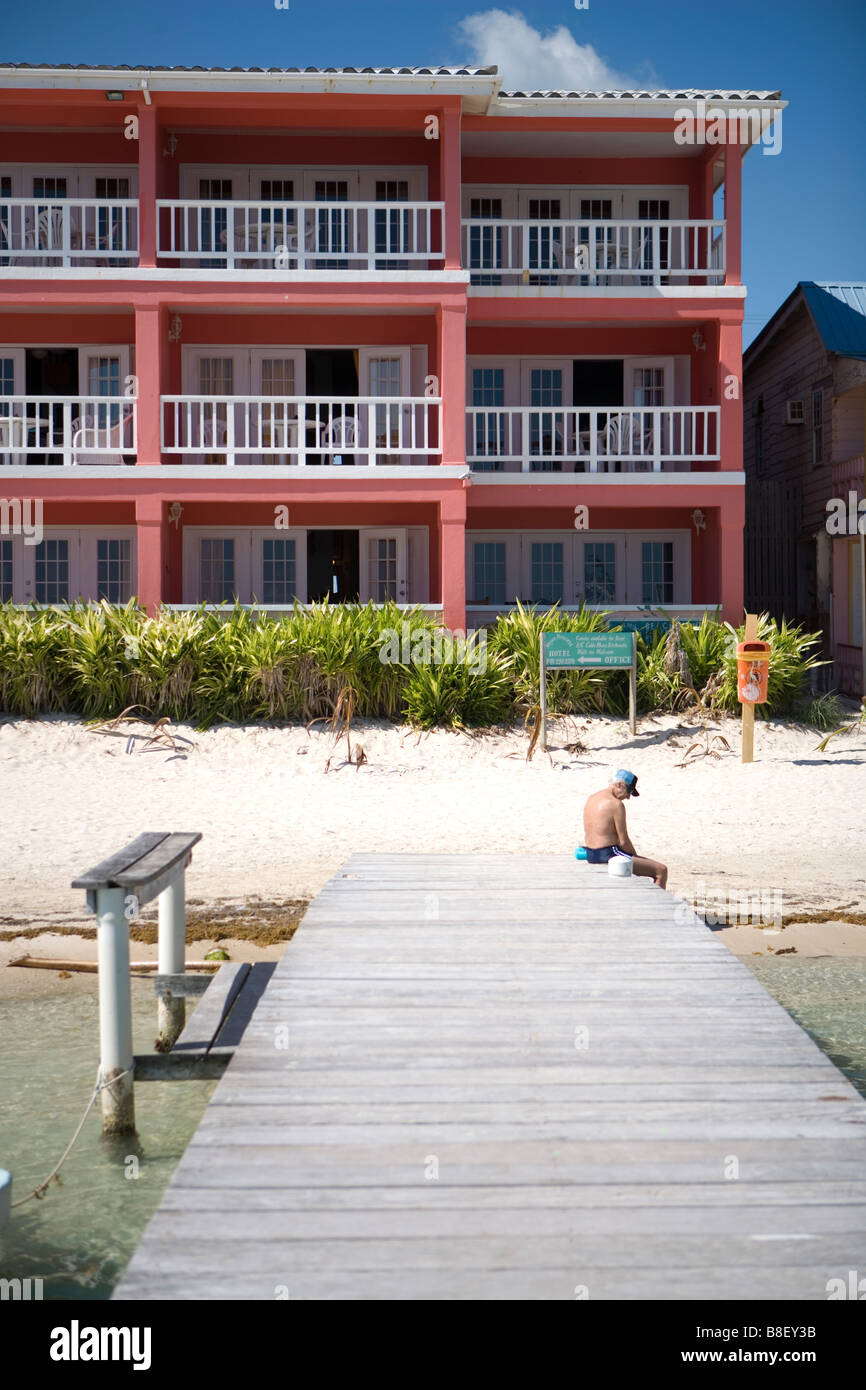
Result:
[746, 282, 866, 367]
[0, 63, 499, 76]
[0, 63, 782, 102]
[800, 283, 866, 362]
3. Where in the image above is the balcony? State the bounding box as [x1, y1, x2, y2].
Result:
[156, 200, 445, 272]
[0, 199, 139, 267]
[161, 395, 442, 466]
[0, 397, 137, 465]
[461, 219, 725, 286]
[466, 407, 720, 473]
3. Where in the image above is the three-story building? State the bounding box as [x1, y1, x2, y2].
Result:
[0, 65, 781, 628]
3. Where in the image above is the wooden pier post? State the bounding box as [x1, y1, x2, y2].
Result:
[96, 886, 136, 1136]
[156, 876, 187, 1050]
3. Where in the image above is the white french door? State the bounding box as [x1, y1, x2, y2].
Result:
[303, 173, 359, 266]
[249, 349, 306, 463]
[359, 347, 412, 464]
[359, 528, 408, 604]
[520, 360, 572, 472]
[0, 348, 25, 461]
[518, 191, 564, 282]
[77, 347, 132, 463]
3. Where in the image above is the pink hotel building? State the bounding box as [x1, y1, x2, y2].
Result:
[0, 65, 783, 629]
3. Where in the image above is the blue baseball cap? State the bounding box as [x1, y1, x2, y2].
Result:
[614, 769, 639, 796]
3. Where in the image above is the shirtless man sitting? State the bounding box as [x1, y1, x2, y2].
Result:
[582, 769, 668, 888]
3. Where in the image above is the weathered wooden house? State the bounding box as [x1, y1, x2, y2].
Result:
[743, 282, 866, 695]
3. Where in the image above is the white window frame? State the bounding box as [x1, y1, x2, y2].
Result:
[10, 526, 137, 605]
[626, 531, 691, 607]
[623, 357, 674, 407]
[252, 528, 307, 607]
[183, 528, 252, 605]
[575, 533, 627, 607]
[466, 534, 519, 607]
[465, 529, 692, 609]
[83, 529, 137, 603]
[78, 345, 131, 398]
[521, 531, 574, 606]
[358, 527, 408, 604]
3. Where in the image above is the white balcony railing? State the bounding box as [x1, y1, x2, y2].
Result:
[161, 396, 442, 466]
[461, 219, 725, 285]
[0, 199, 139, 266]
[156, 201, 445, 271]
[0, 397, 137, 465]
[466, 406, 720, 473]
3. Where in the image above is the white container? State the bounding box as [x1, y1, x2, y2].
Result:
[608, 854, 633, 878]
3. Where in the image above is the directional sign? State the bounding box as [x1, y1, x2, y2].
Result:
[540, 629, 637, 745]
[543, 630, 635, 669]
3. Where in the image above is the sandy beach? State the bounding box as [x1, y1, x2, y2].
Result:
[1, 711, 865, 999]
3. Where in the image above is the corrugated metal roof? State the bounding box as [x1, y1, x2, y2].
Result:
[0, 63, 498, 76]
[802, 282, 866, 362]
[497, 88, 782, 100]
[0, 66, 781, 101]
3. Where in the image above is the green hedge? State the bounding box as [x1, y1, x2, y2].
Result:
[0, 599, 830, 729]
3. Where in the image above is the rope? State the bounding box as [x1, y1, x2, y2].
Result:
[9, 1065, 134, 1209]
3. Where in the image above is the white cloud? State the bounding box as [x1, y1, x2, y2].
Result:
[457, 8, 635, 91]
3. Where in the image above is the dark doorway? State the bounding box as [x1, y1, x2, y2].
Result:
[307, 529, 360, 603]
[305, 350, 359, 464]
[306, 349, 358, 396]
[25, 348, 78, 465]
[572, 359, 623, 406]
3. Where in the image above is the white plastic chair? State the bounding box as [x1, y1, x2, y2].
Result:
[71, 410, 135, 466]
[323, 414, 356, 465]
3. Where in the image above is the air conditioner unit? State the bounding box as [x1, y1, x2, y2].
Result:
[786, 400, 805, 424]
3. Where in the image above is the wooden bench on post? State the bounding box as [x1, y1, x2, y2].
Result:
[71, 831, 202, 1136]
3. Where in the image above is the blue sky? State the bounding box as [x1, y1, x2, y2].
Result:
[3, 0, 863, 345]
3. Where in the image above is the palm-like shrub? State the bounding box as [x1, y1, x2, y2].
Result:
[0, 601, 835, 727]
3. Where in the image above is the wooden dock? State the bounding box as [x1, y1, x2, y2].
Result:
[115, 854, 866, 1301]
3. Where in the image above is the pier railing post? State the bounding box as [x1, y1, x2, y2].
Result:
[156, 874, 187, 1050]
[96, 886, 136, 1136]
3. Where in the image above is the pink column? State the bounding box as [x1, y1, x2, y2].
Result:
[134, 304, 162, 466]
[439, 106, 462, 269]
[136, 496, 166, 614]
[440, 302, 466, 467]
[718, 322, 743, 472]
[137, 104, 158, 268]
[441, 490, 467, 631]
[720, 499, 745, 624]
[723, 135, 742, 286]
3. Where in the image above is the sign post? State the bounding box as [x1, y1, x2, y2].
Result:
[540, 630, 638, 749]
[737, 613, 771, 764]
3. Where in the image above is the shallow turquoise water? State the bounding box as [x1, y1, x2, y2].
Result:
[0, 984, 215, 1300]
[744, 955, 866, 1098]
[1, 957, 864, 1300]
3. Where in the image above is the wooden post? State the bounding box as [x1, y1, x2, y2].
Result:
[96, 886, 136, 1135]
[741, 612, 758, 764]
[539, 637, 548, 750]
[628, 631, 637, 736]
[156, 875, 186, 1050]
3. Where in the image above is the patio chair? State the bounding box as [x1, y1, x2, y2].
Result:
[322, 413, 357, 466]
[71, 409, 136, 466]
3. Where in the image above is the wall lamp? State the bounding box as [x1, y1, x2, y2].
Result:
[104, 91, 125, 102]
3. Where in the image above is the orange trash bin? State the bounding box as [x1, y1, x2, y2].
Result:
[736, 640, 770, 704]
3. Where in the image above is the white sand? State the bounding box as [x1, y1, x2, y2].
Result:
[1, 713, 865, 970]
